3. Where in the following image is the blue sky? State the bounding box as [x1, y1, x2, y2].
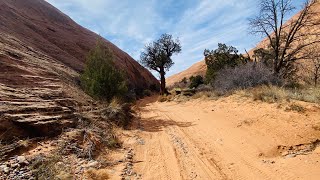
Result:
[46, 0, 304, 77]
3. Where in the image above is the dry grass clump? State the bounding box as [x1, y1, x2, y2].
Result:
[157, 94, 174, 102]
[287, 87, 320, 103]
[285, 103, 306, 113]
[251, 86, 287, 102]
[191, 91, 219, 100]
[85, 168, 109, 180]
[101, 98, 134, 128]
[29, 108, 122, 179]
[247, 85, 320, 104]
[30, 154, 72, 179]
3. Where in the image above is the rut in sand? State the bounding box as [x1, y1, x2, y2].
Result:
[120, 96, 320, 180]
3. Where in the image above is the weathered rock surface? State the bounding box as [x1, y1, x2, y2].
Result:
[0, 0, 159, 91]
[0, 0, 158, 142]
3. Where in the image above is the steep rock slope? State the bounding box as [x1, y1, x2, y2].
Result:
[0, 0, 159, 90]
[0, 0, 158, 142]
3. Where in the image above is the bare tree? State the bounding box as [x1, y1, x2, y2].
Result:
[301, 43, 320, 86]
[140, 34, 181, 95]
[310, 54, 320, 87]
[249, 0, 320, 77]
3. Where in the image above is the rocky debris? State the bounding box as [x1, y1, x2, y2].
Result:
[262, 160, 275, 164]
[0, 156, 34, 180]
[278, 139, 320, 158]
[134, 136, 145, 145]
[169, 132, 189, 155]
[121, 149, 142, 180]
[0, 141, 26, 161]
[82, 160, 99, 169]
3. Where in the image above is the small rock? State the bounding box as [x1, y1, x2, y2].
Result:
[83, 161, 98, 168]
[0, 164, 8, 170]
[56, 162, 63, 167]
[17, 156, 27, 164]
[3, 166, 10, 173]
[285, 154, 297, 158]
[11, 163, 20, 169]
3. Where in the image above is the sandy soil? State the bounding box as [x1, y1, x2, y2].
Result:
[120, 96, 320, 180]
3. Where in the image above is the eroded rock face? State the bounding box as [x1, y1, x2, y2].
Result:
[0, 0, 159, 91]
[0, 33, 85, 142]
[0, 0, 158, 142]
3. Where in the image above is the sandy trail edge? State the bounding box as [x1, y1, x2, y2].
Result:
[119, 95, 320, 180]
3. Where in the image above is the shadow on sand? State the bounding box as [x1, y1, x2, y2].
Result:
[137, 116, 194, 132]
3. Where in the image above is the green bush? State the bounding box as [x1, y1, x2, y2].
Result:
[143, 89, 152, 97]
[204, 43, 248, 83]
[189, 75, 204, 89]
[81, 43, 127, 101]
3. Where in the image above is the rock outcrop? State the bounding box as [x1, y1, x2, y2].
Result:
[0, 0, 158, 142]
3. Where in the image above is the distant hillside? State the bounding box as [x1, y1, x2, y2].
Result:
[167, 61, 206, 87]
[168, 1, 320, 86]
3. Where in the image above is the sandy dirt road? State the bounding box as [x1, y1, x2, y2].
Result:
[122, 96, 320, 180]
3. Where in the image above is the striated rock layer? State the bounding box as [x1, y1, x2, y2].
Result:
[0, 0, 158, 142]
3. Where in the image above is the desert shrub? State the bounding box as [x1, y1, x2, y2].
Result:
[251, 86, 287, 102]
[31, 154, 72, 179]
[81, 43, 128, 101]
[181, 77, 187, 84]
[101, 98, 133, 128]
[158, 96, 168, 102]
[172, 77, 189, 89]
[247, 85, 320, 104]
[173, 88, 182, 95]
[182, 89, 196, 96]
[189, 75, 204, 89]
[285, 87, 320, 103]
[285, 104, 306, 113]
[85, 168, 109, 180]
[143, 89, 152, 97]
[204, 43, 248, 82]
[149, 84, 160, 92]
[192, 91, 219, 99]
[214, 62, 282, 93]
[196, 84, 213, 92]
[157, 94, 175, 102]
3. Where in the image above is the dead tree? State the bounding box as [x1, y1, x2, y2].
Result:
[249, 0, 320, 77]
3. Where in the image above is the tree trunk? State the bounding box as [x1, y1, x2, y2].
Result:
[160, 70, 166, 95]
[274, 65, 280, 75]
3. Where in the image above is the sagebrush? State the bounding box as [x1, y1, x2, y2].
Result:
[214, 62, 282, 93]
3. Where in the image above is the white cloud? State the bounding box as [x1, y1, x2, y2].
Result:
[46, 0, 303, 77]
